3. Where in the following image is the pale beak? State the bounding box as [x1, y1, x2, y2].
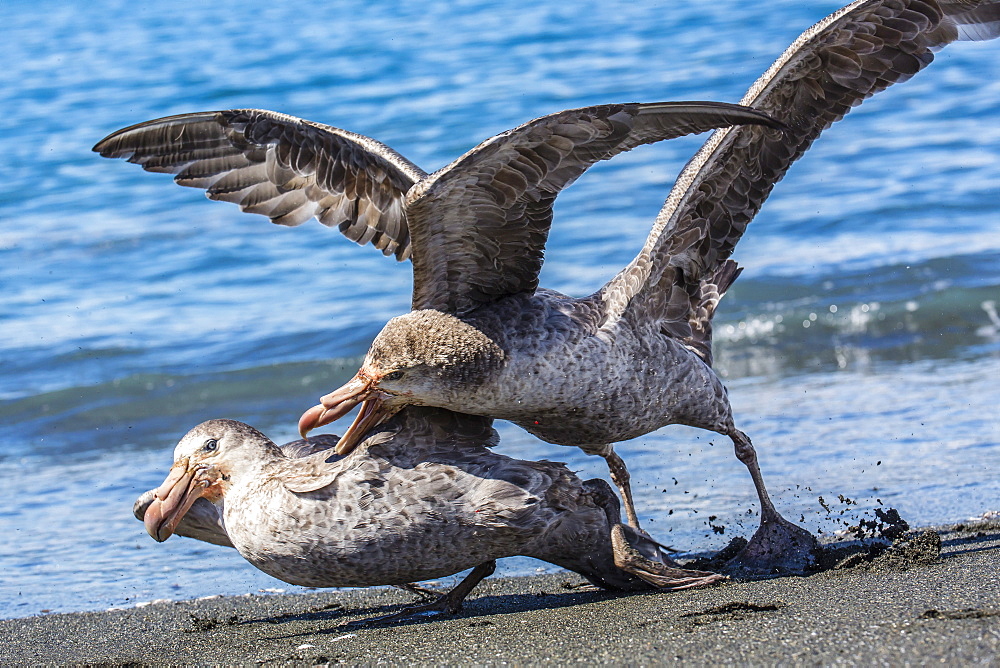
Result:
[333, 393, 402, 455]
[298, 372, 403, 454]
[298, 373, 371, 438]
[298, 373, 374, 438]
[142, 458, 212, 542]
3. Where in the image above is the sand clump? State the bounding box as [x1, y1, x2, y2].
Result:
[682, 505, 942, 576]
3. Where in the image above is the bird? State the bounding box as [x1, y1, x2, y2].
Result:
[133, 432, 470, 603]
[95, 0, 1000, 576]
[136, 407, 724, 621]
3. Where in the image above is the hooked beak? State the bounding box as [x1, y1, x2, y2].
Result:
[297, 372, 401, 455]
[298, 373, 372, 438]
[142, 458, 214, 542]
[334, 393, 402, 455]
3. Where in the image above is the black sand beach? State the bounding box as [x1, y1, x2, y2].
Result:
[3, 519, 998, 666]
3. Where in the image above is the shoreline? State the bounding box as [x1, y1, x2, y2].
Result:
[3, 519, 999, 665]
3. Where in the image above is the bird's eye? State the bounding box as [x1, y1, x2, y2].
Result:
[384, 370, 405, 381]
[203, 438, 219, 452]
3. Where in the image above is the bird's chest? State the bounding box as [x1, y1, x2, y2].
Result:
[486, 324, 727, 445]
[481, 326, 657, 430]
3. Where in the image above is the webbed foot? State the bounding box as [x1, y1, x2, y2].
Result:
[611, 524, 726, 590]
[346, 561, 496, 627]
[725, 514, 819, 576]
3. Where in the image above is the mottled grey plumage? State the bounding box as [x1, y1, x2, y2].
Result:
[136, 408, 722, 615]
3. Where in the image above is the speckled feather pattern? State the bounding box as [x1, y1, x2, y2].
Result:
[94, 109, 426, 260]
[375, 290, 734, 450]
[154, 409, 655, 591]
[368, 310, 506, 385]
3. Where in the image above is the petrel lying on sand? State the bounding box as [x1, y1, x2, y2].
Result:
[136, 408, 724, 621]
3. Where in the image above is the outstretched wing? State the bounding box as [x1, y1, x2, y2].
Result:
[403, 102, 783, 315]
[606, 0, 1000, 321]
[94, 109, 427, 260]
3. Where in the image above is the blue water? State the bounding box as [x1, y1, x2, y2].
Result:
[1, 0, 999, 619]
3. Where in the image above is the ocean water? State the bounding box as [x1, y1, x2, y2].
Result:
[1, 0, 999, 619]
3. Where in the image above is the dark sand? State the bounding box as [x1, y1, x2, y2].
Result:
[3, 520, 999, 666]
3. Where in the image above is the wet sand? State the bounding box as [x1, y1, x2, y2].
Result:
[3, 520, 998, 666]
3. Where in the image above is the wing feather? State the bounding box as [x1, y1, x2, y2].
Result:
[405, 101, 782, 314]
[94, 109, 426, 260]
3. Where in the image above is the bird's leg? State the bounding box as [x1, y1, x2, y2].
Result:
[727, 429, 818, 575]
[349, 561, 497, 626]
[603, 447, 642, 529]
[731, 429, 781, 522]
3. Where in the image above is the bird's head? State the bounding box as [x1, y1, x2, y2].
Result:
[298, 310, 505, 454]
[141, 419, 278, 542]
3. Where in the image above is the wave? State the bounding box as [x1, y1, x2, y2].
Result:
[713, 251, 1000, 377]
